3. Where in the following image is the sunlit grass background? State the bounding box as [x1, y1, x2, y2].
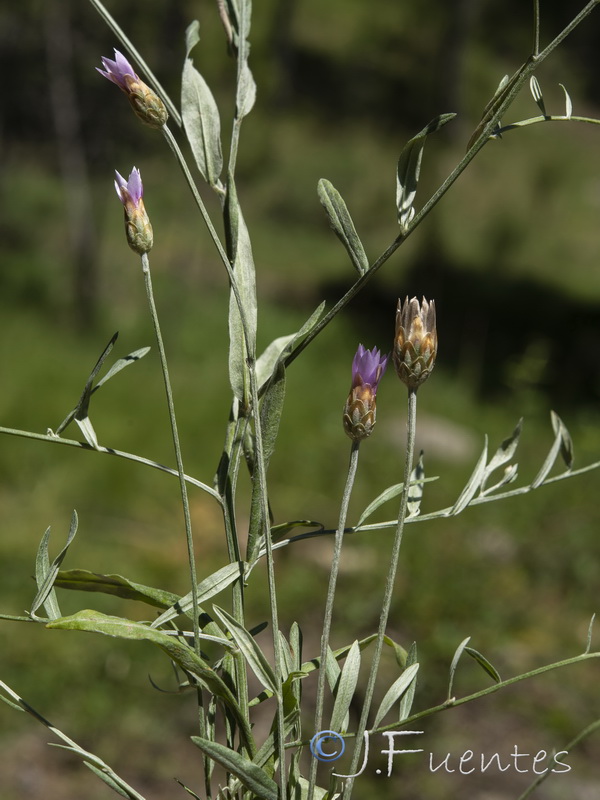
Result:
[1, 1, 599, 798]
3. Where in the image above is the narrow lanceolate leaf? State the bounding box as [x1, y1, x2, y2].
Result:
[260, 360, 286, 471]
[151, 562, 247, 628]
[396, 113, 456, 230]
[182, 59, 223, 187]
[193, 738, 278, 800]
[226, 180, 257, 405]
[237, 61, 256, 119]
[467, 73, 511, 149]
[55, 569, 180, 610]
[399, 642, 418, 721]
[185, 19, 201, 58]
[465, 646, 501, 683]
[317, 179, 369, 275]
[559, 83, 573, 119]
[34, 527, 61, 620]
[450, 438, 488, 515]
[357, 483, 404, 527]
[529, 76, 546, 116]
[47, 609, 255, 753]
[94, 347, 150, 390]
[213, 605, 279, 697]
[373, 662, 420, 729]
[330, 640, 361, 733]
[256, 335, 295, 389]
[585, 613, 596, 655]
[481, 419, 522, 494]
[407, 451, 425, 518]
[530, 411, 573, 489]
[447, 636, 471, 699]
[31, 511, 79, 620]
[551, 410, 574, 469]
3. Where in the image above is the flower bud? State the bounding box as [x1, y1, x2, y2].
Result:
[97, 50, 168, 129]
[114, 168, 153, 255]
[393, 297, 437, 390]
[343, 345, 388, 441]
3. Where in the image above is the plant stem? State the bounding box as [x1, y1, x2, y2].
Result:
[0, 425, 222, 502]
[140, 253, 209, 792]
[533, 0, 540, 56]
[342, 389, 418, 800]
[307, 441, 361, 800]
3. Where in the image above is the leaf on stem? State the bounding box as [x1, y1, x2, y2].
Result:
[407, 451, 425, 517]
[480, 418, 522, 495]
[450, 439, 488, 515]
[181, 57, 223, 188]
[151, 562, 247, 628]
[559, 83, 573, 119]
[213, 605, 279, 697]
[31, 511, 79, 620]
[464, 646, 501, 683]
[585, 613, 596, 655]
[373, 662, 419, 729]
[330, 640, 361, 733]
[396, 113, 456, 231]
[447, 636, 471, 699]
[317, 179, 369, 275]
[399, 642, 418, 721]
[55, 569, 180, 609]
[192, 737, 278, 800]
[530, 411, 573, 488]
[529, 75, 547, 116]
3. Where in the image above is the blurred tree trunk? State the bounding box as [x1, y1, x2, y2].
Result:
[44, 3, 97, 331]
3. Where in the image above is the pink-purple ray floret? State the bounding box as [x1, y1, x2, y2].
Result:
[115, 167, 143, 207]
[97, 50, 139, 91]
[352, 344, 388, 389]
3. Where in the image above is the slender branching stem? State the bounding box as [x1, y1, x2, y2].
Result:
[0, 426, 222, 503]
[342, 389, 417, 799]
[307, 441, 361, 800]
[533, 0, 540, 57]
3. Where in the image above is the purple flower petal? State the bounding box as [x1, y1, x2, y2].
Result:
[351, 344, 388, 391]
[97, 49, 138, 91]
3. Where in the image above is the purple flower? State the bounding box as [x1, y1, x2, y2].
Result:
[114, 167, 153, 255]
[343, 345, 388, 441]
[97, 50, 139, 91]
[351, 344, 388, 390]
[97, 49, 168, 129]
[115, 167, 144, 209]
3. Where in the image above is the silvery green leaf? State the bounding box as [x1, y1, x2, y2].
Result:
[356, 483, 404, 527]
[185, 20, 201, 58]
[317, 179, 369, 275]
[560, 83, 573, 119]
[75, 416, 99, 448]
[213, 605, 279, 697]
[407, 451, 425, 518]
[330, 640, 361, 733]
[31, 511, 78, 619]
[551, 410, 574, 469]
[450, 438, 488, 515]
[373, 662, 419, 729]
[256, 335, 295, 389]
[585, 613, 596, 655]
[94, 347, 150, 389]
[447, 635, 471, 699]
[151, 562, 247, 628]
[396, 113, 456, 230]
[467, 73, 510, 149]
[529, 75, 546, 115]
[182, 59, 223, 187]
[481, 418, 522, 493]
[464, 646, 501, 683]
[191, 738, 277, 800]
[260, 360, 285, 470]
[481, 463, 519, 496]
[226, 180, 257, 404]
[237, 61, 256, 119]
[399, 642, 418, 721]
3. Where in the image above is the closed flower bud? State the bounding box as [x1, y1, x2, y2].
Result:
[343, 345, 388, 441]
[97, 50, 168, 129]
[393, 296, 437, 389]
[114, 168, 153, 255]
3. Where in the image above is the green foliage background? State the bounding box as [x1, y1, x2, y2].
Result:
[0, 1, 599, 798]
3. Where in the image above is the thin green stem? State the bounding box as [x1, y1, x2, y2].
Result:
[248, 367, 287, 799]
[283, 0, 600, 370]
[88, 0, 181, 126]
[307, 441, 361, 800]
[533, 0, 540, 56]
[342, 389, 418, 800]
[140, 253, 209, 794]
[0, 425, 222, 503]
[497, 114, 600, 134]
[517, 716, 600, 800]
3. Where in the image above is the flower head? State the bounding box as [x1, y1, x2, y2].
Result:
[343, 345, 388, 441]
[393, 297, 437, 390]
[115, 168, 153, 255]
[97, 50, 168, 129]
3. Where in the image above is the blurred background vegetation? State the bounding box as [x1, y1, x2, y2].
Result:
[1, 1, 600, 798]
